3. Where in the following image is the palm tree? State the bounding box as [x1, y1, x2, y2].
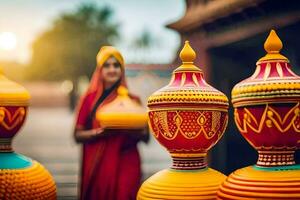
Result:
[28, 3, 119, 81]
[132, 29, 157, 63]
[28, 3, 120, 110]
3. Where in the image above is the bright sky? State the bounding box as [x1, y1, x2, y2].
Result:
[0, 0, 185, 64]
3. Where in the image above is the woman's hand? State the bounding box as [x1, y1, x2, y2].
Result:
[74, 127, 106, 143]
[107, 126, 149, 143]
[92, 127, 105, 138]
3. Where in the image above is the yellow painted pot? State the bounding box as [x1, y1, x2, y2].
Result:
[0, 70, 57, 199]
[96, 86, 148, 129]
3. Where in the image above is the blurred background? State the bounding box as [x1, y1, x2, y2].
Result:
[0, 0, 300, 199]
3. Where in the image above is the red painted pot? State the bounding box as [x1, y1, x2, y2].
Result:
[147, 41, 229, 170]
[232, 30, 300, 167]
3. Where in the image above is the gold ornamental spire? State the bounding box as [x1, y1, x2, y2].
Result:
[180, 41, 196, 63]
[259, 30, 288, 62]
[264, 29, 282, 53]
[176, 40, 200, 71]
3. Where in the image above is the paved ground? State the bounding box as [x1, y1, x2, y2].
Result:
[14, 108, 170, 200]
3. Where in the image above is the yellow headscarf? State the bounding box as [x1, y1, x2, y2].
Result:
[96, 46, 124, 68]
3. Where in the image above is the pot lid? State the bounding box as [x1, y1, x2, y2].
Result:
[148, 41, 228, 109]
[0, 69, 30, 106]
[232, 30, 300, 107]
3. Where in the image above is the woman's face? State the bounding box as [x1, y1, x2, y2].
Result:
[101, 56, 122, 86]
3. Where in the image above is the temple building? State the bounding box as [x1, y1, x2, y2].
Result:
[167, 0, 300, 174]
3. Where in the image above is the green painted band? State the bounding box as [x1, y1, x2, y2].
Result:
[0, 152, 32, 169]
[253, 164, 300, 171]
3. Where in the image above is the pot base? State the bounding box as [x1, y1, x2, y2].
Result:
[217, 165, 300, 199]
[0, 160, 56, 199]
[137, 167, 226, 199]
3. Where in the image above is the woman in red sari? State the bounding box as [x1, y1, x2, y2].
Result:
[74, 46, 148, 200]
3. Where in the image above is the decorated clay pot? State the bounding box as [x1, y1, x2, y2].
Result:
[138, 41, 229, 199]
[231, 30, 300, 167]
[96, 86, 148, 129]
[147, 41, 228, 169]
[0, 70, 56, 199]
[0, 70, 29, 151]
[217, 30, 300, 200]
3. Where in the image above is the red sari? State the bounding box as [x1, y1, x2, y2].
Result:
[75, 46, 142, 200]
